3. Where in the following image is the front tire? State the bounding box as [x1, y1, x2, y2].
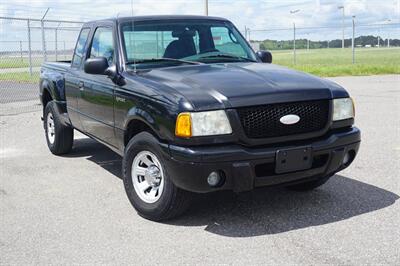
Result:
[122, 132, 192, 221]
[44, 101, 73, 155]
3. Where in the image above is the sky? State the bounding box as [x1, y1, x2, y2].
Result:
[1, 0, 399, 48]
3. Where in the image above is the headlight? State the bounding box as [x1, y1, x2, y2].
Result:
[175, 110, 232, 137]
[333, 98, 355, 121]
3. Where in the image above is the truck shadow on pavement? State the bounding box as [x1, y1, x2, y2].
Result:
[69, 138, 399, 237]
[66, 138, 123, 178]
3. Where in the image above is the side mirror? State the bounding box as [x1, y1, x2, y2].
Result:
[256, 50, 272, 63]
[84, 57, 109, 75]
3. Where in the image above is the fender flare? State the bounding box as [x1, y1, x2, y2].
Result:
[123, 106, 164, 140]
[40, 73, 65, 102]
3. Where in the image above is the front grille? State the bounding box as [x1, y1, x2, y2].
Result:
[237, 100, 330, 139]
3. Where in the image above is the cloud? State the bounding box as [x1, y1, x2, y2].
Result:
[1, 0, 399, 41]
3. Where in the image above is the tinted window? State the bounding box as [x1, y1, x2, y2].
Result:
[123, 30, 201, 61]
[71, 28, 90, 68]
[121, 20, 256, 69]
[89, 27, 114, 65]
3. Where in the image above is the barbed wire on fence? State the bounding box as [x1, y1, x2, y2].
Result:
[1, 16, 399, 76]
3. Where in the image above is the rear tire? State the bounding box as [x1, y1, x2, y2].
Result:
[286, 175, 332, 191]
[122, 132, 192, 221]
[44, 101, 73, 155]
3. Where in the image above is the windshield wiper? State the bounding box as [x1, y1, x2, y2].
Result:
[198, 54, 256, 62]
[126, 58, 202, 65]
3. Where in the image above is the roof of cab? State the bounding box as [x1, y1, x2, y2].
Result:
[83, 15, 229, 26]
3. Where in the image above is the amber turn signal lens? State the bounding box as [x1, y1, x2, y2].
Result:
[175, 113, 192, 138]
[351, 97, 356, 117]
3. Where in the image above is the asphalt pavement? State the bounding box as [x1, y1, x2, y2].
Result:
[0, 75, 399, 264]
[0, 81, 38, 104]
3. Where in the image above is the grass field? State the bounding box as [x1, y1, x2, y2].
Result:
[272, 47, 400, 76]
[0, 47, 399, 83]
[0, 72, 39, 83]
[0, 55, 69, 69]
[0, 58, 42, 69]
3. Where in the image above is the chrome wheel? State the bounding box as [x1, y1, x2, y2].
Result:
[131, 151, 165, 204]
[46, 112, 55, 144]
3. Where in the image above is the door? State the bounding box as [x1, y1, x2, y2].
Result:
[64, 27, 91, 131]
[78, 26, 117, 146]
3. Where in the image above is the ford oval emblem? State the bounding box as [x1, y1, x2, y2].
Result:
[280, 114, 300, 125]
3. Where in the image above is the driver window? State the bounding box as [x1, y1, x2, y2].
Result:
[89, 27, 114, 66]
[210, 27, 246, 57]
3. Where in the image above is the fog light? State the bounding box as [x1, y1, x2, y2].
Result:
[342, 152, 351, 165]
[342, 150, 356, 167]
[207, 171, 221, 187]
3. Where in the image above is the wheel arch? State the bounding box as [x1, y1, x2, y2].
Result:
[40, 72, 65, 102]
[40, 80, 53, 116]
[124, 114, 162, 147]
[42, 87, 52, 106]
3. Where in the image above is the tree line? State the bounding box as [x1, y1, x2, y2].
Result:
[256, 35, 400, 50]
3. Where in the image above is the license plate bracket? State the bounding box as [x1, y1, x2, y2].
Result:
[275, 147, 313, 174]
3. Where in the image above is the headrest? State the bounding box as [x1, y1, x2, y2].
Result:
[172, 28, 196, 38]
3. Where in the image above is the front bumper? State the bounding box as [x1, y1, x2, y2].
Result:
[164, 127, 361, 193]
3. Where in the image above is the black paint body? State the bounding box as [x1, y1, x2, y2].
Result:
[39, 16, 360, 193]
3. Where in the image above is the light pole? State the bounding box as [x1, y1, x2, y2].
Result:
[352, 15, 355, 64]
[293, 22, 296, 64]
[386, 19, 391, 48]
[204, 0, 209, 16]
[290, 9, 300, 64]
[378, 28, 380, 48]
[338, 6, 345, 49]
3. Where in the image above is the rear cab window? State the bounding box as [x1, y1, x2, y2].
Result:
[71, 28, 90, 68]
[123, 30, 200, 60]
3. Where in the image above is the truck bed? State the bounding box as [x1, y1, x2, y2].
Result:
[41, 61, 71, 73]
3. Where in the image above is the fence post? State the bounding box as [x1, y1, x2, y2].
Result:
[55, 28, 58, 61]
[41, 20, 47, 61]
[27, 19, 33, 76]
[293, 22, 296, 65]
[19, 41, 23, 61]
[352, 16, 355, 64]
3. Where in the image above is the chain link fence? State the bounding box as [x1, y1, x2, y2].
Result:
[0, 16, 82, 115]
[247, 22, 400, 68]
[1, 16, 399, 115]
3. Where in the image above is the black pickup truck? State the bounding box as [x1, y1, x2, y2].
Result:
[40, 15, 360, 221]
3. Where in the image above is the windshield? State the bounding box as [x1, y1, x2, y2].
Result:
[120, 19, 257, 70]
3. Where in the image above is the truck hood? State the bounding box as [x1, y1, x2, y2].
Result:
[135, 63, 349, 111]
